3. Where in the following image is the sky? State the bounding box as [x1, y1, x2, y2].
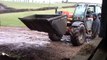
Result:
[32, 0, 102, 4]
[2, 0, 102, 4]
[68, 0, 102, 4]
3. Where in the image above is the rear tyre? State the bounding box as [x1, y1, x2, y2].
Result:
[70, 25, 86, 46]
[48, 33, 62, 41]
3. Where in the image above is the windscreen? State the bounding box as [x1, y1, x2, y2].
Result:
[73, 4, 86, 20]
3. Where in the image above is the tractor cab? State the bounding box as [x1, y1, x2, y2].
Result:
[73, 3, 101, 21]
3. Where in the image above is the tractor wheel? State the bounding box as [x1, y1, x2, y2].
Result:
[70, 25, 86, 46]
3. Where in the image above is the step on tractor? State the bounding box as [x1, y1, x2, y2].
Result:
[19, 3, 101, 46]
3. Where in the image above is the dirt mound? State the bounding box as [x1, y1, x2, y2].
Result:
[0, 42, 82, 60]
[0, 5, 58, 14]
[0, 3, 75, 14]
[0, 3, 57, 14]
[0, 3, 14, 10]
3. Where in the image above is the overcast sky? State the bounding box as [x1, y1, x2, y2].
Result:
[68, 0, 102, 4]
[61, 0, 102, 4]
[40, 0, 102, 4]
[2, 0, 102, 4]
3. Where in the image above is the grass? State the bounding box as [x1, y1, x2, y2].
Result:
[0, 1, 74, 9]
[0, 8, 74, 27]
[0, 1, 75, 27]
[0, 10, 55, 27]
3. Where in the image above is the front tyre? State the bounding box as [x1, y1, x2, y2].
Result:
[70, 25, 86, 46]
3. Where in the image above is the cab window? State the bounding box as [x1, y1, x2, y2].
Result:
[96, 6, 101, 14]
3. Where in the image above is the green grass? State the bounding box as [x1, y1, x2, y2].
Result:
[0, 10, 56, 27]
[0, 1, 74, 9]
[0, 8, 75, 27]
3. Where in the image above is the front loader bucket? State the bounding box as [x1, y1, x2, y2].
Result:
[19, 14, 67, 36]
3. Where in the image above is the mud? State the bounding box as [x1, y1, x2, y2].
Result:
[0, 2, 100, 60]
[0, 26, 84, 60]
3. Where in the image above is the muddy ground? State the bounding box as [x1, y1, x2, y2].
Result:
[0, 26, 101, 60]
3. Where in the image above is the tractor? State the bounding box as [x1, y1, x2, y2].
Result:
[19, 3, 101, 46]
